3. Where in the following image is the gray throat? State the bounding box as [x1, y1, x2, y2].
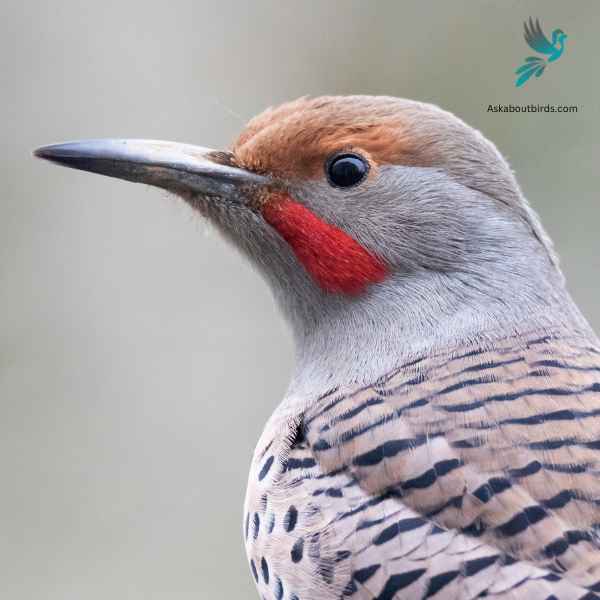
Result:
[282, 239, 592, 402]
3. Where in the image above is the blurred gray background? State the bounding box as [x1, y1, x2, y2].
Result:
[2, 1, 599, 598]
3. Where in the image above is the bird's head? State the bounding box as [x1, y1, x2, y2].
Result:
[552, 29, 567, 45]
[36, 96, 569, 385]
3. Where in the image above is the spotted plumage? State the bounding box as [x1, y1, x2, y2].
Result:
[245, 330, 600, 599]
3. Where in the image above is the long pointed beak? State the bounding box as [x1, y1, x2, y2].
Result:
[34, 139, 268, 198]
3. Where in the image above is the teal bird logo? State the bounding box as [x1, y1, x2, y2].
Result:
[515, 18, 567, 87]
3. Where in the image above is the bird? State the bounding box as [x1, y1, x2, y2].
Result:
[515, 18, 567, 87]
[35, 95, 600, 599]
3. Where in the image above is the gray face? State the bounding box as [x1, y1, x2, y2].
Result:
[204, 156, 544, 304]
[289, 166, 471, 274]
[191, 162, 494, 322]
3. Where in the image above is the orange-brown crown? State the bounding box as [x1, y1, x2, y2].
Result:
[232, 96, 433, 180]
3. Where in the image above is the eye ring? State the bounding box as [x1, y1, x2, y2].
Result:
[325, 152, 370, 188]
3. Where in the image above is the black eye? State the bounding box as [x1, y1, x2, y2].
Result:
[326, 153, 369, 188]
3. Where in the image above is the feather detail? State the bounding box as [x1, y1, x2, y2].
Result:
[245, 332, 600, 599]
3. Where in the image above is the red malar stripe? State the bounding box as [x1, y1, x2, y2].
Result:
[262, 195, 387, 295]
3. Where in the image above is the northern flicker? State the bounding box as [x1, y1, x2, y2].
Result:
[35, 96, 600, 599]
